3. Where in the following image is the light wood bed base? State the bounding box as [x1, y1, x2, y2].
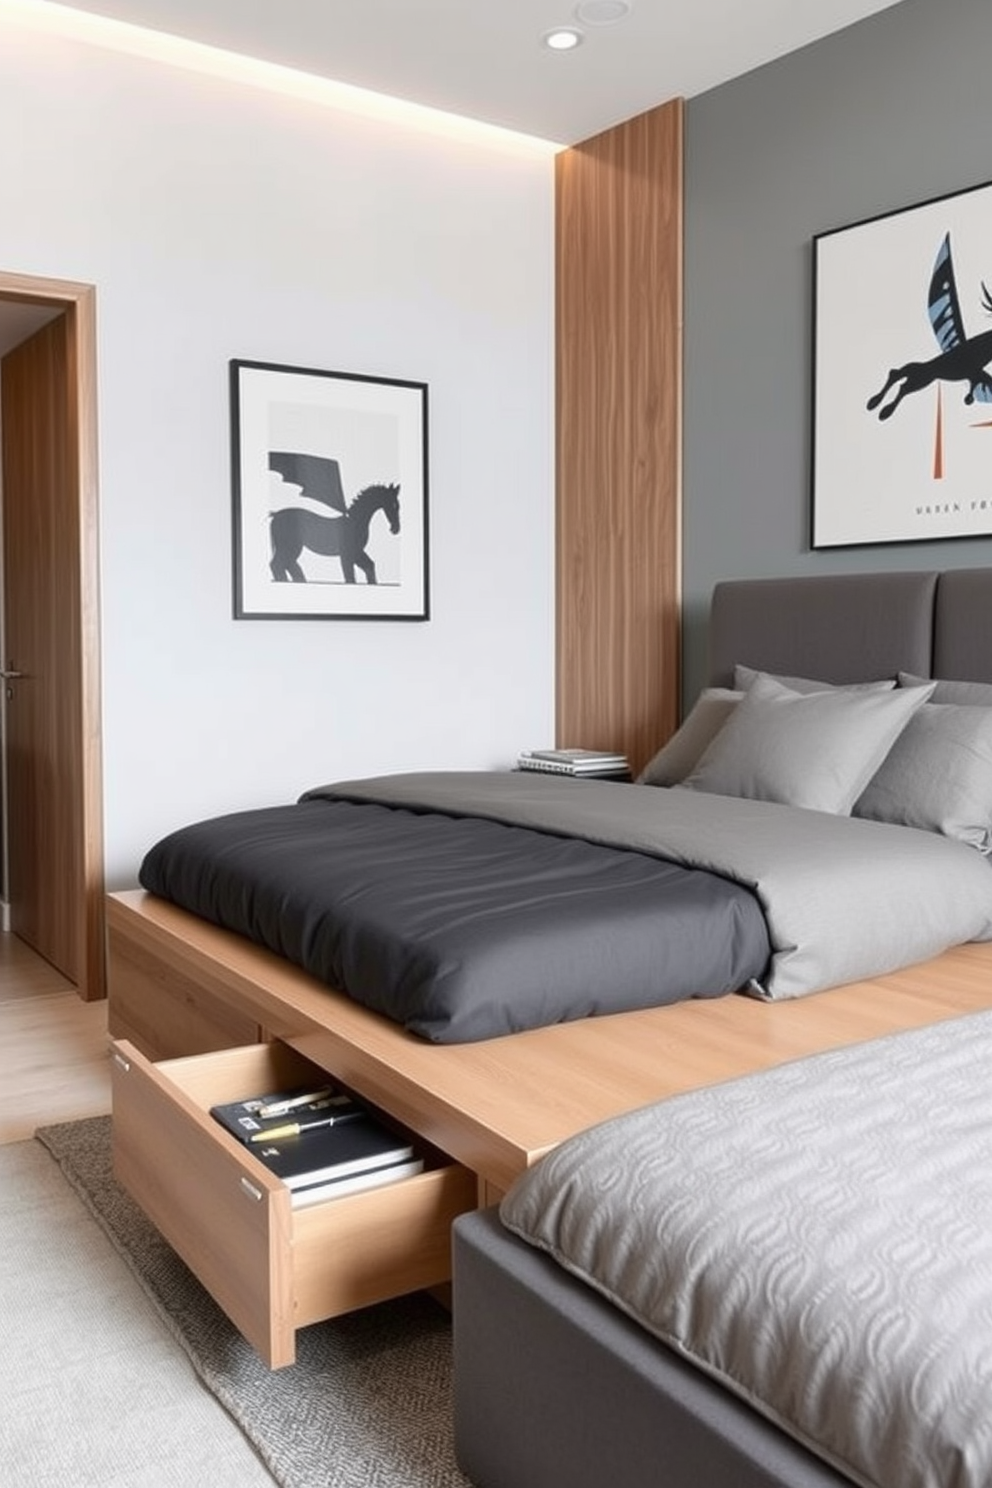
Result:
[107, 888, 992, 1199]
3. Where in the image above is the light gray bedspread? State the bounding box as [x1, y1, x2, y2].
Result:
[500, 1010, 992, 1488]
[326, 771, 992, 999]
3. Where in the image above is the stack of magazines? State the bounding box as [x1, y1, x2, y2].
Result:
[210, 1083, 424, 1208]
[516, 747, 631, 779]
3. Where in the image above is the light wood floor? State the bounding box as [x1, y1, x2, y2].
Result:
[0, 932, 112, 1145]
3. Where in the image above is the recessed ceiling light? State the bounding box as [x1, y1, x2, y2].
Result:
[574, 0, 632, 24]
[542, 27, 584, 52]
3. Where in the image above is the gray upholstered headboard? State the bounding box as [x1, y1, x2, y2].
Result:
[707, 568, 992, 689]
[933, 569, 992, 681]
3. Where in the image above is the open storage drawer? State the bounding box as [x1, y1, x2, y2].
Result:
[111, 1038, 477, 1368]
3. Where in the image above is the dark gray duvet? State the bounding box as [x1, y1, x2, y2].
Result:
[138, 776, 771, 1042]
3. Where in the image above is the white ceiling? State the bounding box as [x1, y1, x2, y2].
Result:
[0, 0, 905, 350]
[50, 0, 906, 145]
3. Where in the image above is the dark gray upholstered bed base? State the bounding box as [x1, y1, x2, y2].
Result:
[452, 568, 992, 1488]
[453, 1209, 853, 1488]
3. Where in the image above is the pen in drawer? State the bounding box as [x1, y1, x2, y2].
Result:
[256, 1088, 339, 1118]
[249, 1112, 365, 1143]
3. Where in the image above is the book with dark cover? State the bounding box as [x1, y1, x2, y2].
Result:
[290, 1155, 425, 1208]
[249, 1114, 416, 1190]
[210, 1086, 360, 1145]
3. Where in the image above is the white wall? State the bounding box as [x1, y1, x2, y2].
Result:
[0, 23, 555, 885]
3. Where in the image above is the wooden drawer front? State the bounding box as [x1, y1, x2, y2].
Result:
[108, 928, 261, 1059]
[111, 1039, 476, 1368]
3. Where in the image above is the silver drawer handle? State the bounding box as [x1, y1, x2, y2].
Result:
[240, 1177, 264, 1202]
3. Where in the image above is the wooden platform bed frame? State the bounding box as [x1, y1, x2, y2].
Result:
[107, 568, 992, 1406]
[107, 895, 992, 1204]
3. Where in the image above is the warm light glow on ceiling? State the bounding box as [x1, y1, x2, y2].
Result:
[0, 0, 564, 156]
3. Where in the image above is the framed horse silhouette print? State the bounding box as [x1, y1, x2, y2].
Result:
[230, 359, 429, 619]
[812, 176, 992, 549]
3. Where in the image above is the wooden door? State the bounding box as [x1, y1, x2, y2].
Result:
[1, 283, 104, 996]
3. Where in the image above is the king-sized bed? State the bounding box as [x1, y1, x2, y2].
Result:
[108, 565, 992, 1473]
[121, 566, 992, 1053]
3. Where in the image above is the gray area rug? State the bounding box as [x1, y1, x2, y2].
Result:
[35, 1117, 472, 1488]
[2, 1136, 275, 1487]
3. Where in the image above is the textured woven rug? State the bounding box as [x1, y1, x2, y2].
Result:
[35, 1117, 472, 1488]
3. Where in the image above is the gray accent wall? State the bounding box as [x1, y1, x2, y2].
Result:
[683, 0, 992, 703]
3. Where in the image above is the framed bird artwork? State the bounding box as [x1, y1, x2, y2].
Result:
[812, 176, 992, 548]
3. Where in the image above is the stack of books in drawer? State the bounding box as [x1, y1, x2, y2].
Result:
[210, 1085, 423, 1208]
[516, 747, 631, 780]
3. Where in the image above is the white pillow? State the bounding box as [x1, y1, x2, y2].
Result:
[637, 689, 742, 787]
[680, 674, 936, 814]
[735, 665, 896, 695]
[898, 671, 992, 707]
[855, 702, 992, 852]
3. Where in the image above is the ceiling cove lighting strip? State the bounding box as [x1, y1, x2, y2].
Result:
[0, 0, 564, 157]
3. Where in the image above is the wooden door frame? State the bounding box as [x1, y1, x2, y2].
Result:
[0, 271, 104, 1000]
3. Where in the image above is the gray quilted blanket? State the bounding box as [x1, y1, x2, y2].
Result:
[501, 1010, 992, 1488]
[320, 771, 992, 999]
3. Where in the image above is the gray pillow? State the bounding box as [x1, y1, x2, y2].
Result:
[681, 674, 936, 814]
[735, 665, 896, 695]
[898, 671, 992, 706]
[855, 702, 992, 852]
[639, 672, 897, 789]
[638, 688, 742, 786]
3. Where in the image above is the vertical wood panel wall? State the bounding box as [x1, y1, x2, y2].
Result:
[555, 98, 683, 775]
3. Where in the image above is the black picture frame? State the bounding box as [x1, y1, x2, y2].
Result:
[231, 358, 429, 619]
[812, 177, 992, 549]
